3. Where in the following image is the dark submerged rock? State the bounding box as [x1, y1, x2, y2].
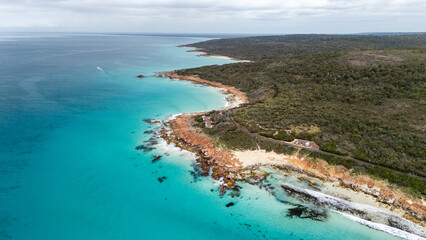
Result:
[143, 119, 161, 124]
[157, 176, 167, 183]
[135, 144, 155, 152]
[189, 170, 201, 183]
[229, 188, 241, 198]
[144, 130, 156, 134]
[143, 119, 154, 123]
[286, 206, 327, 221]
[226, 202, 235, 207]
[145, 137, 159, 146]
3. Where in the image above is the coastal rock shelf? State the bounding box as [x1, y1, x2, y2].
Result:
[281, 184, 426, 237]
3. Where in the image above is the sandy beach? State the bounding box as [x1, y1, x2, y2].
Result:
[165, 71, 248, 106]
[178, 45, 252, 62]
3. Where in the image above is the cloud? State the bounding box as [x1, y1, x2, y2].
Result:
[0, 0, 425, 33]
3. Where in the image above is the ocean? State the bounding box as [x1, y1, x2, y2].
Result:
[0, 33, 407, 239]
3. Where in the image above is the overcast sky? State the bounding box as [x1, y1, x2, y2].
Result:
[0, 0, 425, 33]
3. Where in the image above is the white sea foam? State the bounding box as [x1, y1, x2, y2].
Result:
[282, 184, 426, 239]
[167, 113, 182, 121]
[96, 66, 105, 72]
[302, 186, 382, 213]
[156, 135, 195, 158]
[340, 213, 425, 240]
[223, 98, 230, 108]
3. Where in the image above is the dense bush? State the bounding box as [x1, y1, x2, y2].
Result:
[180, 34, 426, 196]
[179, 52, 426, 177]
[186, 34, 426, 60]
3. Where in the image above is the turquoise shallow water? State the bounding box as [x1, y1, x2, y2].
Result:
[0, 33, 404, 239]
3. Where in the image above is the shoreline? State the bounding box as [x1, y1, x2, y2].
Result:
[159, 68, 425, 237]
[177, 45, 252, 62]
[164, 71, 248, 108]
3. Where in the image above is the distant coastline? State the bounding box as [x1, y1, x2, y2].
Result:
[177, 45, 252, 62]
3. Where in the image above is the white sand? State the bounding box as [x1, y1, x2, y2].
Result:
[321, 182, 394, 212]
[232, 149, 295, 167]
[222, 93, 244, 110]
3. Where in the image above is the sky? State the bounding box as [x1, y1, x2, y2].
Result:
[0, 0, 425, 34]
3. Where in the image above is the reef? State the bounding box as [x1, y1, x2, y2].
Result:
[135, 144, 155, 152]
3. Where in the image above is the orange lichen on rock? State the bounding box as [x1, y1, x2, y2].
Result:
[168, 115, 242, 193]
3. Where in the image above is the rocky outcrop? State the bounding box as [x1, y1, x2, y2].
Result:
[165, 115, 242, 194]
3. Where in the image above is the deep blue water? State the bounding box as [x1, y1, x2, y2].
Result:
[0, 33, 403, 239]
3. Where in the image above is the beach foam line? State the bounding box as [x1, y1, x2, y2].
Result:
[340, 212, 425, 240]
[167, 113, 182, 121]
[155, 125, 197, 159]
[281, 184, 425, 239]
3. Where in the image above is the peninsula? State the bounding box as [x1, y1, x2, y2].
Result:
[158, 34, 426, 237]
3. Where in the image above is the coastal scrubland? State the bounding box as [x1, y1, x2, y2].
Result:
[176, 34, 426, 197]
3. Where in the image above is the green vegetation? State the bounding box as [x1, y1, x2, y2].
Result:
[193, 112, 297, 155]
[181, 34, 426, 196]
[187, 34, 426, 60]
[301, 150, 426, 197]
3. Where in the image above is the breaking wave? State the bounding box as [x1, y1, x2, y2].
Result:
[340, 213, 425, 240]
